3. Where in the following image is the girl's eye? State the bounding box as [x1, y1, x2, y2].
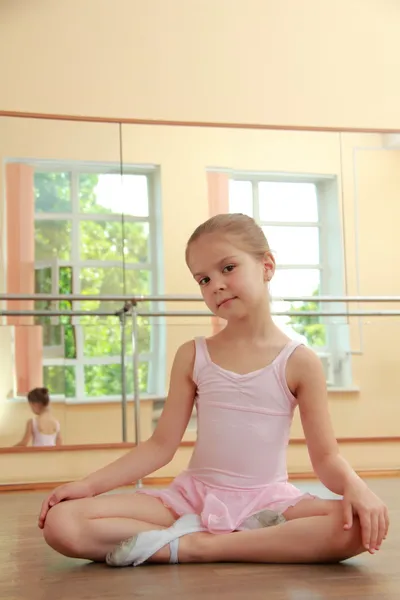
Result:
[199, 277, 210, 286]
[223, 264, 235, 273]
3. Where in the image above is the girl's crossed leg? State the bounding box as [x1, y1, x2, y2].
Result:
[43, 493, 176, 562]
[163, 498, 366, 565]
[43, 494, 365, 565]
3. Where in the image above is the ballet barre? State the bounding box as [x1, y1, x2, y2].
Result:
[2, 309, 400, 317]
[2, 293, 400, 303]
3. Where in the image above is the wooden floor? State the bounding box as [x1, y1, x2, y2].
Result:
[1, 478, 399, 600]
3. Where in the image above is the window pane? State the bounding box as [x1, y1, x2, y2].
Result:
[43, 366, 76, 397]
[79, 173, 149, 217]
[59, 266, 73, 294]
[286, 294, 326, 348]
[79, 267, 150, 315]
[32, 282, 73, 353]
[134, 362, 149, 394]
[84, 362, 148, 397]
[34, 269, 75, 356]
[263, 226, 320, 265]
[80, 268, 150, 297]
[79, 221, 149, 263]
[34, 268, 58, 346]
[82, 320, 123, 358]
[123, 222, 150, 263]
[81, 315, 150, 358]
[63, 325, 77, 359]
[229, 180, 253, 216]
[34, 322, 76, 358]
[35, 267, 52, 294]
[269, 269, 325, 348]
[35, 172, 71, 213]
[124, 269, 151, 295]
[137, 316, 151, 353]
[259, 182, 318, 222]
[59, 267, 74, 327]
[270, 268, 320, 298]
[35, 220, 72, 260]
[123, 315, 151, 354]
[42, 325, 62, 347]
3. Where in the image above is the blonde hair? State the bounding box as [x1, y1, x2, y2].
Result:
[186, 213, 270, 263]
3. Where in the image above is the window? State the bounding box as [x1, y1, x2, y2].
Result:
[33, 164, 163, 401]
[229, 173, 352, 388]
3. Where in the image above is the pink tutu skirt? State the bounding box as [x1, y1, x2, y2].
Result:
[138, 472, 315, 534]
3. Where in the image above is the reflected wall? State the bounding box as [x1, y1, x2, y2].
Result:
[1, 115, 400, 465]
[0, 117, 160, 447]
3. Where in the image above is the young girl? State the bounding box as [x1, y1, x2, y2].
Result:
[15, 387, 62, 447]
[38, 214, 389, 566]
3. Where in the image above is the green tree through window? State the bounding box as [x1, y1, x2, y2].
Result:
[288, 289, 326, 347]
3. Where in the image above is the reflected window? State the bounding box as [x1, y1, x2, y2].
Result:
[33, 164, 162, 401]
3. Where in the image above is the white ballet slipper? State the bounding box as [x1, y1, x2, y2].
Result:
[169, 537, 179, 564]
[106, 514, 205, 567]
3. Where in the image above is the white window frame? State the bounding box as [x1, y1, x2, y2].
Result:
[229, 171, 352, 388]
[31, 160, 165, 404]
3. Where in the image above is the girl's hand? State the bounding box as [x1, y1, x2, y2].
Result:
[342, 479, 389, 553]
[38, 480, 94, 529]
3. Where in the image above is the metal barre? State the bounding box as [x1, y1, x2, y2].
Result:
[2, 309, 400, 317]
[1, 310, 120, 317]
[2, 294, 400, 303]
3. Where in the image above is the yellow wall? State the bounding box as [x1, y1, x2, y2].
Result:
[0, 328, 14, 405]
[1, 1, 400, 129]
[1, 118, 400, 482]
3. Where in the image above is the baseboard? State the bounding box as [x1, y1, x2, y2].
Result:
[1, 469, 398, 493]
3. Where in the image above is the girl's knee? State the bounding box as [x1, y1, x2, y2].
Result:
[337, 522, 365, 561]
[43, 502, 82, 558]
[302, 500, 364, 562]
[330, 504, 365, 561]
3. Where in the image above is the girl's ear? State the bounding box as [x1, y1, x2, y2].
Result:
[263, 251, 275, 282]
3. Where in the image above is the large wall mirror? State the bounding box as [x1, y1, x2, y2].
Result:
[0, 116, 136, 448]
[0, 115, 399, 468]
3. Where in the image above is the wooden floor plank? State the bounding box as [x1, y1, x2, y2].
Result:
[1, 478, 398, 599]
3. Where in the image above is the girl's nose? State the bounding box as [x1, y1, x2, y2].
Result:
[211, 277, 227, 293]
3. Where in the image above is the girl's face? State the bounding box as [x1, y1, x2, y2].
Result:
[187, 233, 275, 319]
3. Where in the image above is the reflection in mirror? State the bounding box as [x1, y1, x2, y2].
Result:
[0, 116, 150, 447]
[1, 119, 400, 470]
[13, 386, 61, 448]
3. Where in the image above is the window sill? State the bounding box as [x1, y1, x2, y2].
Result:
[7, 394, 166, 406]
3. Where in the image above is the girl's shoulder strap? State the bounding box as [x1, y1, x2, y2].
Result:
[277, 339, 304, 362]
[193, 336, 209, 383]
[274, 338, 304, 382]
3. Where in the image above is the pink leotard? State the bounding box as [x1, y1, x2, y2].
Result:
[139, 337, 315, 532]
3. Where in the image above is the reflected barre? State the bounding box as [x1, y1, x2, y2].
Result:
[2, 294, 400, 303]
[2, 309, 400, 318]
